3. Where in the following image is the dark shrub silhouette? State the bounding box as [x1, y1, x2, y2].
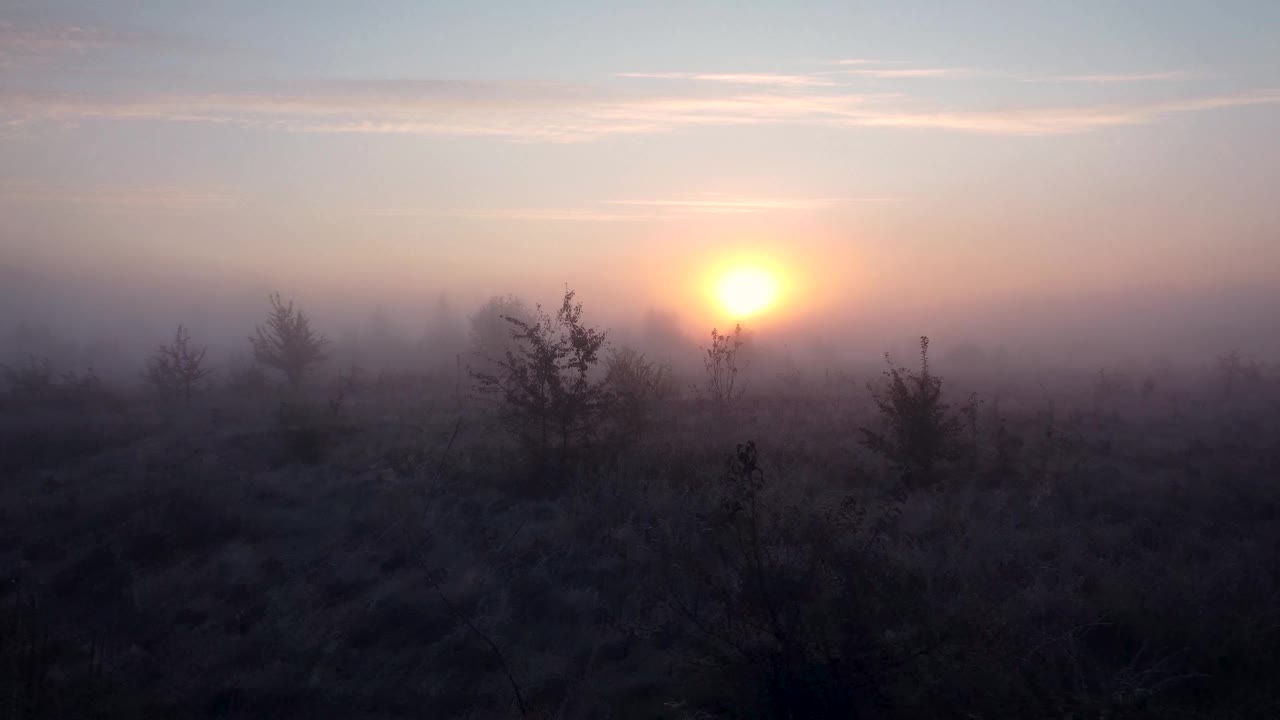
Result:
[1, 355, 54, 406]
[2, 356, 113, 411]
[471, 288, 611, 472]
[250, 292, 329, 391]
[225, 360, 270, 397]
[604, 345, 673, 433]
[144, 324, 213, 404]
[702, 323, 748, 406]
[1216, 349, 1263, 396]
[273, 398, 345, 465]
[58, 367, 112, 410]
[861, 336, 968, 485]
[651, 441, 903, 718]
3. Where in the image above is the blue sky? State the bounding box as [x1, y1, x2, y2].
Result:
[2, 1, 1279, 343]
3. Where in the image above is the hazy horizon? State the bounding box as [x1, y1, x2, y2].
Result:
[4, 1, 1280, 374]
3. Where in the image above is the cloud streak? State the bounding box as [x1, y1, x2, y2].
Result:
[1025, 71, 1192, 84]
[821, 60, 1193, 84]
[0, 19, 186, 69]
[606, 196, 901, 212]
[830, 67, 972, 79]
[364, 195, 898, 222]
[366, 207, 657, 222]
[0, 181, 239, 211]
[0, 21, 124, 54]
[617, 72, 837, 88]
[836, 92, 1280, 135]
[1, 77, 1276, 142]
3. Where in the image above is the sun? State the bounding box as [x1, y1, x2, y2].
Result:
[715, 267, 780, 317]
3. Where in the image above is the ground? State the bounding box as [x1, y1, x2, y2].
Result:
[2, 367, 1279, 718]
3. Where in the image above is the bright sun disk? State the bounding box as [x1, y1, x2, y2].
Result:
[716, 267, 780, 317]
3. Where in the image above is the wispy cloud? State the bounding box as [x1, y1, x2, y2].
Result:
[366, 207, 658, 222]
[617, 72, 837, 88]
[831, 58, 908, 66]
[606, 196, 901, 212]
[830, 67, 973, 79]
[0, 181, 239, 211]
[632, 66, 972, 82]
[834, 92, 1280, 135]
[365, 195, 898, 223]
[0, 19, 181, 69]
[823, 59, 1192, 84]
[1, 78, 1276, 142]
[0, 85, 887, 142]
[1024, 71, 1192, 84]
[0, 21, 121, 54]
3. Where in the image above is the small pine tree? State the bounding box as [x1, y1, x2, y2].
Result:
[145, 324, 214, 403]
[861, 336, 969, 486]
[472, 288, 611, 471]
[250, 292, 329, 390]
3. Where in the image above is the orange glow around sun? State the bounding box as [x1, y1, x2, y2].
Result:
[714, 266, 781, 318]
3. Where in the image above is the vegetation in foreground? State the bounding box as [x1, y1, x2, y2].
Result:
[3, 291, 1280, 719]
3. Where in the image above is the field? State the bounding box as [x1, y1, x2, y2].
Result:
[3, 347, 1280, 719]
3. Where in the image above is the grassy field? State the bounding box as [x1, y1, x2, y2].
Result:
[3, 357, 1279, 719]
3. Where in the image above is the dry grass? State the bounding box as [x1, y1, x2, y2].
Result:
[2, 364, 1279, 718]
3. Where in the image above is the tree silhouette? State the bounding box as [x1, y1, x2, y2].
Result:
[250, 292, 329, 390]
[861, 336, 970, 485]
[471, 288, 611, 471]
[145, 324, 213, 403]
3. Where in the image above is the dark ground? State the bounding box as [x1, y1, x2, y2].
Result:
[3, 367, 1280, 719]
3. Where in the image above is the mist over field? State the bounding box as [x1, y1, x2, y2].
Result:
[5, 247, 1280, 382]
[3, 2, 1280, 719]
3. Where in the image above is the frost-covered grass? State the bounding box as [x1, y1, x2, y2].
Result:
[2, 368, 1279, 718]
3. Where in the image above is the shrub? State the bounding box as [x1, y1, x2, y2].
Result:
[468, 294, 534, 364]
[861, 336, 969, 486]
[1216, 350, 1263, 397]
[702, 323, 748, 406]
[328, 365, 366, 416]
[58, 368, 114, 410]
[274, 398, 346, 465]
[604, 346, 673, 433]
[250, 292, 329, 391]
[225, 360, 270, 397]
[1, 356, 54, 405]
[471, 288, 611, 472]
[1, 357, 115, 411]
[144, 324, 214, 404]
[651, 441, 903, 718]
[990, 400, 1024, 480]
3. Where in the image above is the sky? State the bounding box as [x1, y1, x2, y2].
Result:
[2, 1, 1279, 366]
